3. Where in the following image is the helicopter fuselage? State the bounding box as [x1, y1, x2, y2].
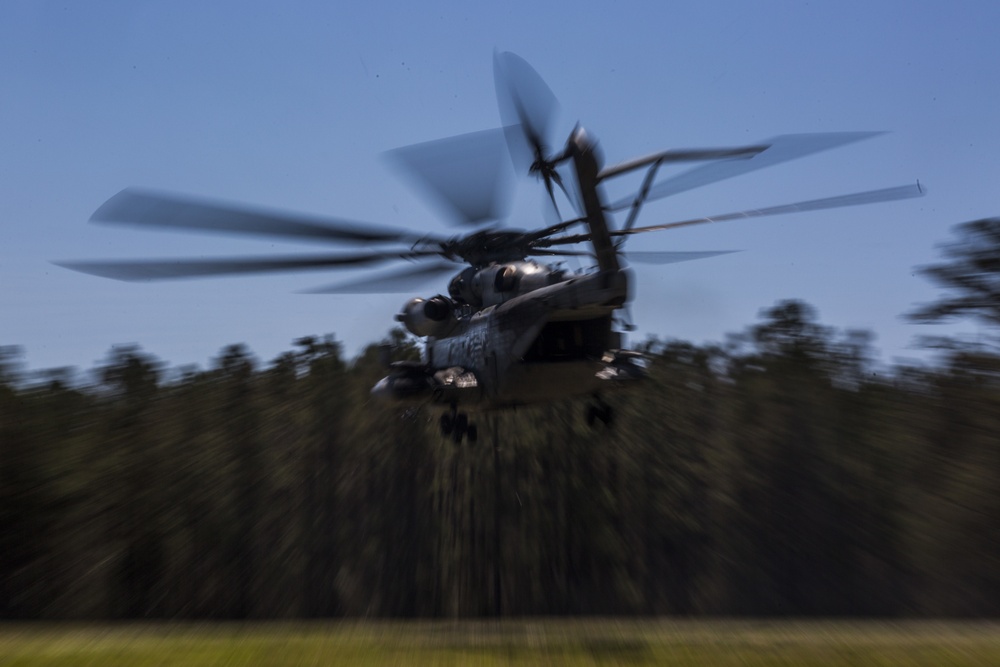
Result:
[371, 262, 646, 410]
[372, 125, 646, 412]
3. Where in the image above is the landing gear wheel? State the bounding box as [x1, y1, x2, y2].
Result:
[452, 412, 469, 444]
[586, 399, 614, 428]
[440, 413, 453, 437]
[441, 407, 476, 444]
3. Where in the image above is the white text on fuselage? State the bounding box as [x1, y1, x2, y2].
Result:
[441, 320, 489, 367]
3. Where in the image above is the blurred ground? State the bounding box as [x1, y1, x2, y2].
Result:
[2, 620, 1000, 666]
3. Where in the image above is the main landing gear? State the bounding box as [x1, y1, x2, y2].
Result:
[440, 406, 478, 444]
[585, 397, 614, 428]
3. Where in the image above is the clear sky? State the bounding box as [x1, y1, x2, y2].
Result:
[3, 1, 998, 375]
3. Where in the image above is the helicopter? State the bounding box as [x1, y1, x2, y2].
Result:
[59, 52, 924, 443]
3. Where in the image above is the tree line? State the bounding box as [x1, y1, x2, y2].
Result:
[2, 299, 999, 619]
[2, 218, 999, 619]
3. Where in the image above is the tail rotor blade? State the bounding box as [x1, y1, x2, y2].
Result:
[494, 51, 560, 174]
[556, 162, 584, 215]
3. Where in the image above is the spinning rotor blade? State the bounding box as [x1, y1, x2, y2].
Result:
[55, 250, 441, 281]
[494, 51, 560, 173]
[531, 248, 593, 259]
[386, 128, 513, 226]
[606, 132, 885, 211]
[526, 215, 588, 240]
[303, 260, 460, 293]
[540, 182, 564, 228]
[615, 183, 925, 237]
[556, 162, 584, 215]
[597, 145, 768, 181]
[92, 188, 432, 245]
[625, 250, 739, 265]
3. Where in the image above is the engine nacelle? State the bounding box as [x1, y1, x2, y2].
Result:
[448, 261, 559, 307]
[396, 295, 457, 338]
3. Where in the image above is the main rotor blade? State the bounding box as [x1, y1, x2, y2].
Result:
[529, 231, 594, 249]
[55, 250, 440, 281]
[92, 188, 432, 245]
[597, 145, 768, 181]
[303, 260, 459, 294]
[614, 183, 925, 237]
[531, 248, 593, 259]
[606, 132, 885, 211]
[625, 250, 739, 265]
[494, 51, 559, 173]
[524, 215, 588, 244]
[386, 128, 513, 226]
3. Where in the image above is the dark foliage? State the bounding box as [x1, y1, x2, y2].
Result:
[907, 217, 1000, 329]
[2, 307, 1000, 619]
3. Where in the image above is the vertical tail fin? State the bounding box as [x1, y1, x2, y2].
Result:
[568, 127, 619, 273]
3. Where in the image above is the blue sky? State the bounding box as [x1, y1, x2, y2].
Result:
[3, 1, 998, 374]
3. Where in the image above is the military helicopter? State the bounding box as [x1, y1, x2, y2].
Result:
[59, 52, 924, 443]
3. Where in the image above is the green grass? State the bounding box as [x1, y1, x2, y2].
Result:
[2, 620, 1000, 666]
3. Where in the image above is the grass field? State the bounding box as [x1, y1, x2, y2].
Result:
[1, 620, 999, 666]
